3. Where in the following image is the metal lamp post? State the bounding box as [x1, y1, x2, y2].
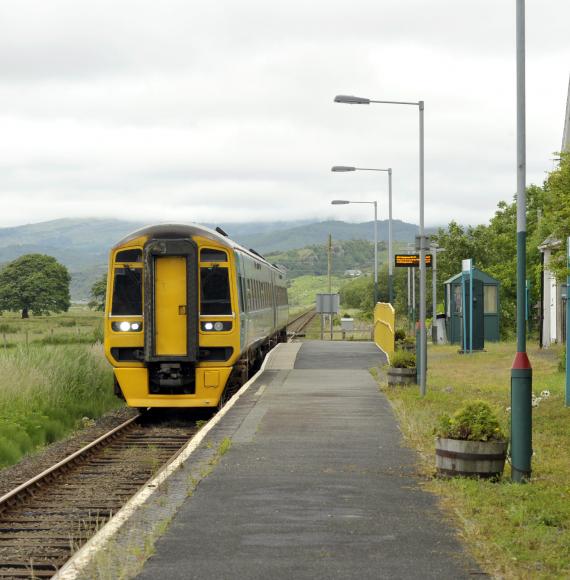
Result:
[331, 199, 379, 304]
[335, 94, 427, 395]
[511, 0, 533, 483]
[331, 165, 395, 303]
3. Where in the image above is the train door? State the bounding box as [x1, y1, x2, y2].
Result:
[143, 239, 199, 363]
[155, 256, 187, 355]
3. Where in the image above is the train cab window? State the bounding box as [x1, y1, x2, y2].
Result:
[201, 249, 227, 262]
[115, 249, 142, 263]
[201, 267, 232, 315]
[111, 268, 142, 315]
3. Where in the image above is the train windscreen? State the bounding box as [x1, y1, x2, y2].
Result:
[111, 268, 142, 315]
[200, 267, 231, 315]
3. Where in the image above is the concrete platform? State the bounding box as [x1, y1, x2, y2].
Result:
[136, 341, 480, 580]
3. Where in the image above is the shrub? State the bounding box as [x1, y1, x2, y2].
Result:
[394, 329, 406, 341]
[435, 400, 505, 442]
[390, 350, 416, 369]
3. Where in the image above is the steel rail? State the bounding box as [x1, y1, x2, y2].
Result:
[0, 414, 140, 515]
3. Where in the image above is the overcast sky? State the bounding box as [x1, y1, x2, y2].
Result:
[0, 0, 568, 229]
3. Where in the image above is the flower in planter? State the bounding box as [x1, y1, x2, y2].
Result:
[434, 400, 506, 442]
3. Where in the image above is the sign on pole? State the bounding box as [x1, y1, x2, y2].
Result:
[316, 293, 340, 314]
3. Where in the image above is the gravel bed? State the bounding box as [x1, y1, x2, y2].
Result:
[0, 406, 138, 497]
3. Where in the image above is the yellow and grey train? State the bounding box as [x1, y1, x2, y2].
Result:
[104, 223, 288, 408]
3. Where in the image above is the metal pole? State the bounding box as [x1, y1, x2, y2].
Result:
[468, 267, 473, 349]
[373, 201, 378, 305]
[432, 246, 437, 343]
[462, 271, 467, 352]
[406, 268, 412, 327]
[328, 234, 332, 294]
[418, 101, 427, 396]
[412, 266, 416, 326]
[388, 169, 394, 303]
[566, 237, 570, 406]
[511, 0, 532, 483]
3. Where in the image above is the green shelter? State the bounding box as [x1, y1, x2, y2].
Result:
[444, 267, 500, 344]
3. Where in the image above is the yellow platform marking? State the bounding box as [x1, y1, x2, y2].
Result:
[155, 256, 187, 356]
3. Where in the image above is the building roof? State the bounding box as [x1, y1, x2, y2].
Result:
[444, 267, 500, 285]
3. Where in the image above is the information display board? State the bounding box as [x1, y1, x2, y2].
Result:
[394, 254, 432, 268]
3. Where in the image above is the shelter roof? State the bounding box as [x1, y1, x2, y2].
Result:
[444, 267, 500, 285]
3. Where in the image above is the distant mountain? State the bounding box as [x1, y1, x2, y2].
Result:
[0, 218, 436, 300]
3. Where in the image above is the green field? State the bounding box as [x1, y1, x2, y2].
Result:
[379, 342, 570, 578]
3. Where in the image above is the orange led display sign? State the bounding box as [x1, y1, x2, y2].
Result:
[394, 254, 432, 267]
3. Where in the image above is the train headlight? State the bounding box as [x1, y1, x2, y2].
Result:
[201, 321, 232, 332]
[112, 321, 143, 332]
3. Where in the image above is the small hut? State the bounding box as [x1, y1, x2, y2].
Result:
[444, 267, 500, 345]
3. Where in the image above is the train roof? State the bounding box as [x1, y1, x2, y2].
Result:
[113, 223, 284, 273]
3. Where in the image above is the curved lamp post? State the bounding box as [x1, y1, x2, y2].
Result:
[331, 198, 378, 304]
[331, 166, 394, 303]
[334, 94, 427, 396]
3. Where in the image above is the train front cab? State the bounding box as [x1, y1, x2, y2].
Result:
[105, 234, 240, 408]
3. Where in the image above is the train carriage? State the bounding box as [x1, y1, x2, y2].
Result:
[104, 223, 288, 408]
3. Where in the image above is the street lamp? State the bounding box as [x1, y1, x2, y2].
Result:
[331, 165, 395, 303]
[331, 199, 379, 304]
[334, 93, 427, 396]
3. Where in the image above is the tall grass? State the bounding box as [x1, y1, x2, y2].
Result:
[0, 344, 121, 467]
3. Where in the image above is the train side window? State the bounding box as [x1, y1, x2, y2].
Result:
[111, 268, 142, 315]
[201, 267, 232, 315]
[200, 249, 228, 262]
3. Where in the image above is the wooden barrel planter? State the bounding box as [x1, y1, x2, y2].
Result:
[387, 367, 417, 386]
[435, 437, 507, 479]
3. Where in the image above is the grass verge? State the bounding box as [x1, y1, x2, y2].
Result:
[378, 341, 570, 578]
[0, 343, 120, 467]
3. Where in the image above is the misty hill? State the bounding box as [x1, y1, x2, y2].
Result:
[0, 218, 434, 299]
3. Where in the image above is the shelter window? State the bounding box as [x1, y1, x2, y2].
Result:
[112, 268, 142, 316]
[484, 286, 498, 314]
[453, 285, 462, 315]
[201, 267, 232, 315]
[201, 249, 228, 262]
[115, 249, 142, 263]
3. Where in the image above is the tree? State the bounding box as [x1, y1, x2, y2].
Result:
[537, 152, 570, 280]
[89, 274, 107, 311]
[0, 254, 71, 318]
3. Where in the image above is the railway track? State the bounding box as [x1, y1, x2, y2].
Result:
[287, 307, 316, 339]
[0, 412, 200, 579]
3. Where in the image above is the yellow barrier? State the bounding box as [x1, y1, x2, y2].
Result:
[373, 302, 395, 358]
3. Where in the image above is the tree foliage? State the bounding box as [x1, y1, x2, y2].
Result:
[89, 274, 107, 311]
[0, 254, 71, 318]
[536, 151, 570, 279]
